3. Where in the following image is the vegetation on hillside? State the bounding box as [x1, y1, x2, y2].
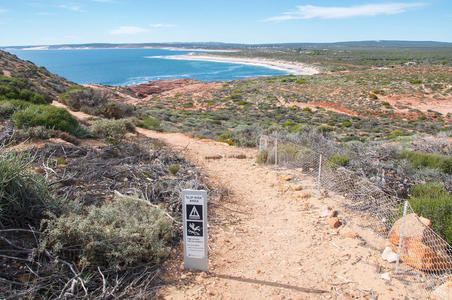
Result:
[0, 50, 211, 298]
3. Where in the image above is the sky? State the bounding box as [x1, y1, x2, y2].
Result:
[0, 0, 451, 46]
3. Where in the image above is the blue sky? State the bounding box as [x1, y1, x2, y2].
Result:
[0, 1, 451, 46]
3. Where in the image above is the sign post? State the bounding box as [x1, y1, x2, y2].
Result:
[182, 189, 208, 271]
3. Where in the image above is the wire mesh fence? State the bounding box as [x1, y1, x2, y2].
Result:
[259, 134, 452, 290]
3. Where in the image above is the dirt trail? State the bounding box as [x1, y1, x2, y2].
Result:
[56, 102, 426, 299]
[130, 128, 424, 299]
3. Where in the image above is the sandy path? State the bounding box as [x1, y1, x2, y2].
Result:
[129, 128, 425, 299]
[55, 102, 426, 299]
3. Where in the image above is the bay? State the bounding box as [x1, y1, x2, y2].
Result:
[7, 48, 287, 85]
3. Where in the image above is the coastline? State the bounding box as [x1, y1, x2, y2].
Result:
[155, 54, 319, 75]
[5, 46, 238, 52]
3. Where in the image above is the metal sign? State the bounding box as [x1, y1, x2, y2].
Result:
[182, 189, 208, 271]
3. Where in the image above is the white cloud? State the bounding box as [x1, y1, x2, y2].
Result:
[109, 26, 149, 35]
[0, 9, 7, 13]
[265, 2, 425, 21]
[150, 23, 176, 28]
[59, 5, 84, 12]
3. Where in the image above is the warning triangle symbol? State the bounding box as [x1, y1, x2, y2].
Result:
[189, 206, 200, 219]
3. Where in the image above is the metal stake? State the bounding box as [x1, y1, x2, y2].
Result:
[395, 200, 408, 273]
[317, 154, 322, 199]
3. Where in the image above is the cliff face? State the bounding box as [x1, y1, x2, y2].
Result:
[127, 78, 201, 98]
[0, 50, 74, 100]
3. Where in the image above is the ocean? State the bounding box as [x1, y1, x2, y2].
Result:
[7, 48, 287, 85]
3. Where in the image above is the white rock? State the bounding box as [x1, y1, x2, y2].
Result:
[319, 206, 337, 218]
[380, 272, 391, 281]
[381, 246, 398, 263]
[386, 252, 398, 263]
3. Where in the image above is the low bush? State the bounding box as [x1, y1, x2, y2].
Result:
[12, 105, 81, 135]
[169, 164, 180, 175]
[61, 88, 135, 119]
[327, 154, 349, 168]
[342, 120, 352, 127]
[16, 126, 54, 141]
[42, 194, 176, 269]
[0, 99, 34, 110]
[0, 149, 52, 228]
[401, 150, 452, 174]
[277, 143, 300, 163]
[103, 101, 135, 119]
[256, 150, 268, 164]
[382, 101, 391, 108]
[0, 84, 48, 104]
[410, 79, 422, 84]
[91, 119, 132, 140]
[409, 183, 452, 245]
[141, 116, 161, 130]
[387, 129, 405, 139]
[0, 101, 15, 119]
[296, 78, 307, 84]
[218, 139, 235, 146]
[317, 124, 333, 133]
[219, 131, 234, 140]
[288, 124, 304, 133]
[369, 93, 378, 99]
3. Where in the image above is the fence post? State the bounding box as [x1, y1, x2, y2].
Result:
[317, 154, 322, 199]
[274, 137, 278, 167]
[395, 200, 408, 273]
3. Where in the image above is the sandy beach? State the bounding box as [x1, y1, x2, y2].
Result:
[156, 53, 320, 75]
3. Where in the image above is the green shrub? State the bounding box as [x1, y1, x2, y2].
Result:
[256, 150, 268, 164]
[43, 194, 176, 269]
[401, 151, 452, 174]
[317, 125, 333, 133]
[13, 105, 80, 135]
[0, 85, 48, 104]
[0, 149, 52, 228]
[103, 102, 135, 119]
[218, 139, 235, 146]
[219, 131, 234, 140]
[237, 100, 248, 105]
[277, 143, 301, 163]
[91, 119, 130, 140]
[288, 124, 303, 133]
[409, 183, 452, 245]
[61, 88, 134, 119]
[0, 99, 34, 110]
[296, 78, 307, 84]
[369, 93, 378, 99]
[327, 154, 349, 168]
[302, 107, 312, 112]
[282, 121, 295, 128]
[0, 101, 15, 119]
[141, 116, 161, 131]
[169, 164, 180, 175]
[410, 79, 422, 84]
[387, 129, 404, 139]
[382, 101, 391, 108]
[342, 120, 352, 127]
[17, 126, 54, 141]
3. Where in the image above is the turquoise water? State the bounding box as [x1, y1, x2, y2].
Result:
[7, 48, 287, 85]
